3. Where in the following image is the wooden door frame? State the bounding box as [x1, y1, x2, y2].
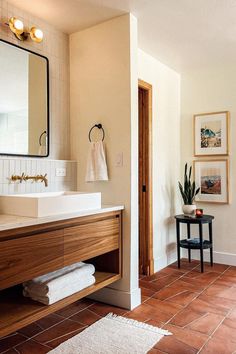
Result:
[138, 79, 154, 276]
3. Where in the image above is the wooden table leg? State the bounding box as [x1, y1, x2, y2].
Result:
[187, 223, 191, 263]
[199, 223, 204, 272]
[176, 220, 181, 268]
[209, 222, 213, 266]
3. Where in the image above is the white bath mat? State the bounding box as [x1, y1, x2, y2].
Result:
[49, 313, 171, 354]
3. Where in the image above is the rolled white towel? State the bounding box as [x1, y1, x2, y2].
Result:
[23, 262, 95, 295]
[23, 275, 96, 305]
[24, 262, 91, 286]
[24, 263, 95, 296]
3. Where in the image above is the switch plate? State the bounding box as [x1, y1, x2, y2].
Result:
[115, 152, 123, 167]
[56, 168, 66, 177]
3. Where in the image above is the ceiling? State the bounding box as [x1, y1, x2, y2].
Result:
[8, 0, 236, 72]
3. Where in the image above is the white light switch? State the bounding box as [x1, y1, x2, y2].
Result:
[115, 152, 123, 167]
[56, 168, 66, 177]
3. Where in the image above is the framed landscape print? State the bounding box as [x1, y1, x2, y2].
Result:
[194, 111, 229, 156]
[194, 160, 229, 204]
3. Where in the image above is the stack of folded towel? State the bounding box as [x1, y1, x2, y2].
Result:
[23, 262, 95, 305]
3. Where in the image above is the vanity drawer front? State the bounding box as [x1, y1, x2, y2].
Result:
[0, 230, 64, 290]
[64, 216, 120, 265]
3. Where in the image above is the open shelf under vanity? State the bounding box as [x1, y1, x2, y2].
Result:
[0, 272, 120, 337]
[0, 209, 123, 338]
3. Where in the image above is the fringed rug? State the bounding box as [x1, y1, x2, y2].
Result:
[49, 313, 172, 354]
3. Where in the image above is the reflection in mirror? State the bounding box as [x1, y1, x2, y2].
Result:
[0, 40, 49, 157]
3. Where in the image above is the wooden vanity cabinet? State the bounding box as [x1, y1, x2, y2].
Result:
[0, 230, 64, 290]
[0, 210, 122, 337]
[64, 214, 120, 266]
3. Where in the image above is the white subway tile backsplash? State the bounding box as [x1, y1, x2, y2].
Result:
[0, 158, 77, 195]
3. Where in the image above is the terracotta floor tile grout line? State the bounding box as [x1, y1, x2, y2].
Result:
[55, 300, 95, 319]
[22, 315, 76, 343]
[63, 302, 98, 321]
[0, 333, 17, 340]
[160, 289, 194, 302]
[44, 326, 88, 348]
[0, 333, 28, 354]
[139, 262, 205, 320]
[153, 263, 232, 329]
[21, 300, 96, 343]
[159, 261, 208, 285]
[31, 336, 53, 349]
[2, 347, 19, 354]
[164, 264, 234, 352]
[197, 306, 233, 353]
[71, 302, 130, 319]
[13, 336, 52, 352]
[142, 260, 199, 286]
[182, 312, 210, 330]
[148, 272, 184, 283]
[146, 262, 201, 300]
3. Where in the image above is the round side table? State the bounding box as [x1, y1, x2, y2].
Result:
[174, 214, 214, 273]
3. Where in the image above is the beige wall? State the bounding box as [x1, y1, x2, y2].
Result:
[0, 0, 70, 159]
[70, 14, 140, 309]
[181, 64, 236, 263]
[138, 49, 181, 271]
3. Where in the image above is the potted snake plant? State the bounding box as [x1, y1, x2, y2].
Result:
[178, 163, 200, 215]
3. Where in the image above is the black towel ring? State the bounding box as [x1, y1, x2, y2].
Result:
[88, 123, 105, 142]
[39, 131, 47, 146]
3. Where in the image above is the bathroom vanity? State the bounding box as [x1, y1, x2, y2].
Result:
[0, 206, 123, 337]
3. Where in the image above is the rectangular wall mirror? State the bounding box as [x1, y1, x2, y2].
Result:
[0, 39, 49, 157]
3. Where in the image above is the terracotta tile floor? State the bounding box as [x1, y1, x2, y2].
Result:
[2, 258, 236, 354]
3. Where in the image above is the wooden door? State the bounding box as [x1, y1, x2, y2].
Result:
[138, 80, 154, 276]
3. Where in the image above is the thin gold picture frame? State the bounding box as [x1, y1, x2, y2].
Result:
[193, 159, 229, 204]
[193, 111, 230, 157]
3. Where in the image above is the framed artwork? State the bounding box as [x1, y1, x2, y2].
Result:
[194, 111, 229, 156]
[193, 159, 229, 204]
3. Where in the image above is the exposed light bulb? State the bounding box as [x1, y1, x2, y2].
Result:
[35, 28, 43, 40]
[30, 27, 43, 43]
[8, 17, 24, 35]
[14, 18, 23, 31]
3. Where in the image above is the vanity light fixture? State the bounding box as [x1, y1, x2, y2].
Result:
[30, 27, 44, 43]
[8, 17, 27, 41]
[6, 17, 43, 43]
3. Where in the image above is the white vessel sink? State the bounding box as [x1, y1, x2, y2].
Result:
[0, 191, 101, 217]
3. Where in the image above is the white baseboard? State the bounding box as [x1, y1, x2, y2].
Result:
[88, 286, 141, 310]
[154, 251, 177, 272]
[182, 249, 236, 266]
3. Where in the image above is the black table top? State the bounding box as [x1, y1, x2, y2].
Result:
[175, 214, 214, 224]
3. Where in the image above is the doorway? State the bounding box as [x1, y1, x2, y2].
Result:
[138, 79, 154, 276]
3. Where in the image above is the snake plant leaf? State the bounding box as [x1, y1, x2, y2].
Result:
[178, 163, 199, 205]
[184, 163, 187, 177]
[178, 182, 188, 204]
[189, 166, 192, 181]
[191, 181, 196, 198]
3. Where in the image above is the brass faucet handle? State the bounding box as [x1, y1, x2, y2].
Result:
[10, 173, 48, 187]
[21, 172, 26, 182]
[11, 174, 24, 183]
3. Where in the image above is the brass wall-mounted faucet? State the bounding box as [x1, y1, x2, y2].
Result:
[10, 173, 48, 187]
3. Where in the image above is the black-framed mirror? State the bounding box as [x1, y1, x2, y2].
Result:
[0, 39, 49, 157]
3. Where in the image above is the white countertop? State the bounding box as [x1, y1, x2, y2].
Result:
[0, 205, 124, 232]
